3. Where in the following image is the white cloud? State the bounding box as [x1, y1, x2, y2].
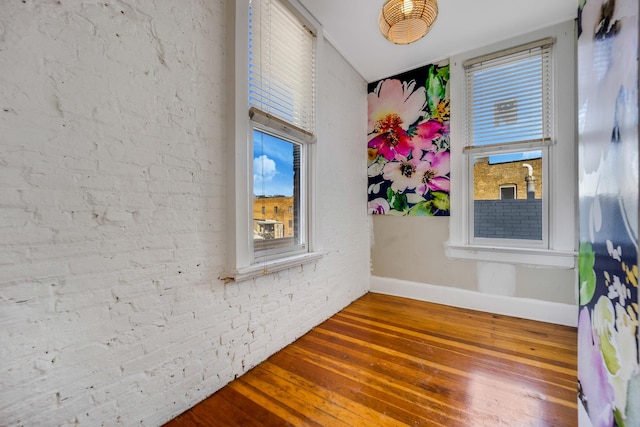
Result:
[254, 155, 277, 190]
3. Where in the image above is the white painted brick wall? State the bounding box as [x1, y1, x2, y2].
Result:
[0, 1, 369, 425]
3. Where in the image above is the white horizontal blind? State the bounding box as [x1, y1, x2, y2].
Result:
[465, 41, 553, 147]
[249, 0, 316, 135]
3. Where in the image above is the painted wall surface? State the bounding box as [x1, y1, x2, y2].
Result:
[577, 0, 640, 426]
[0, 1, 369, 425]
[371, 216, 477, 292]
[371, 216, 577, 304]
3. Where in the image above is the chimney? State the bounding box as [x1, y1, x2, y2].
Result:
[523, 164, 535, 200]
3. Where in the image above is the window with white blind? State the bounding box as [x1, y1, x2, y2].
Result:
[465, 39, 553, 244]
[446, 21, 577, 268]
[249, 0, 315, 261]
[226, 0, 322, 280]
[464, 39, 553, 148]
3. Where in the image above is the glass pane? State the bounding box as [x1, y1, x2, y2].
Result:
[253, 130, 300, 252]
[500, 186, 515, 200]
[473, 150, 542, 240]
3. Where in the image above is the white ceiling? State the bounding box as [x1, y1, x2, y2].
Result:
[298, 0, 577, 83]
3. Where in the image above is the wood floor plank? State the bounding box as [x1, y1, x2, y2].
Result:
[215, 386, 293, 426]
[227, 379, 322, 426]
[326, 313, 576, 375]
[344, 299, 576, 353]
[301, 324, 576, 411]
[300, 329, 576, 426]
[164, 293, 577, 427]
[258, 361, 409, 426]
[277, 340, 470, 425]
[319, 313, 577, 397]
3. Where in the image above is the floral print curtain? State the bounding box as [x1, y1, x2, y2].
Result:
[577, 0, 639, 425]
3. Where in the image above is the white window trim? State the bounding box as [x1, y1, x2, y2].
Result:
[226, 0, 323, 281]
[446, 20, 578, 269]
[469, 144, 549, 249]
[251, 121, 307, 259]
[499, 184, 517, 200]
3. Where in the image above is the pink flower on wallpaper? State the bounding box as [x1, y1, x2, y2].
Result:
[382, 157, 422, 192]
[367, 116, 414, 161]
[367, 79, 427, 161]
[368, 79, 427, 134]
[578, 307, 615, 427]
[368, 198, 390, 215]
[411, 119, 449, 156]
[415, 151, 450, 195]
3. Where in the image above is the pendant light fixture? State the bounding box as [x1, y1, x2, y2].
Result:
[379, 0, 438, 45]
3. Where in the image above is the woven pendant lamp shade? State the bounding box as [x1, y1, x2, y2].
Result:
[379, 0, 438, 44]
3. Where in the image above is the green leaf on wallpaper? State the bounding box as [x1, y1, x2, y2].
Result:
[426, 67, 446, 114]
[387, 188, 408, 212]
[430, 191, 450, 211]
[408, 201, 433, 216]
[593, 297, 621, 375]
[599, 331, 621, 374]
[408, 192, 450, 216]
[578, 242, 596, 305]
[614, 408, 626, 427]
[437, 64, 449, 80]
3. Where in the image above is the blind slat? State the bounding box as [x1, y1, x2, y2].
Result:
[249, 0, 315, 135]
[463, 37, 554, 68]
[465, 42, 553, 147]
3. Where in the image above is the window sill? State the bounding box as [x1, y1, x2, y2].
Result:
[444, 243, 576, 269]
[226, 252, 323, 282]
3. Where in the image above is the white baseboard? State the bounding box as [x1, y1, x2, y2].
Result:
[370, 275, 577, 327]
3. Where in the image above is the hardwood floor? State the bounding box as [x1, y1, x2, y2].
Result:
[164, 293, 577, 426]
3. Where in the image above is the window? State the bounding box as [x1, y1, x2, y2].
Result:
[466, 38, 551, 244]
[447, 21, 577, 268]
[227, 0, 322, 280]
[500, 185, 516, 200]
[253, 130, 300, 252]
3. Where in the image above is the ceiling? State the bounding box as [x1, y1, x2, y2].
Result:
[297, 0, 577, 83]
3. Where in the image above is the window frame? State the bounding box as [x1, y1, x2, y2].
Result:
[226, 0, 323, 281]
[499, 185, 517, 200]
[446, 20, 577, 269]
[469, 144, 549, 248]
[251, 122, 308, 260]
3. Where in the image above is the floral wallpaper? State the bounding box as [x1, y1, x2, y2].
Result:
[577, 0, 639, 426]
[367, 62, 450, 216]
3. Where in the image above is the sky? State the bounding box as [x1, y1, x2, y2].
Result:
[253, 130, 295, 197]
[489, 150, 542, 164]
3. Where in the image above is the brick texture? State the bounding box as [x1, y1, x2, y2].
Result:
[0, 2, 369, 426]
[474, 157, 542, 200]
[474, 200, 543, 239]
[253, 196, 295, 238]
